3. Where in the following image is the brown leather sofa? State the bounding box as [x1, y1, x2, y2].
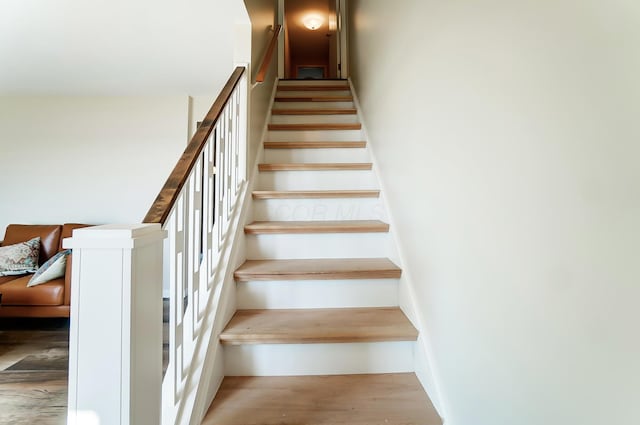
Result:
[0, 223, 90, 318]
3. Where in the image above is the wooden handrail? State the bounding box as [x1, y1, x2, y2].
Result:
[143, 66, 246, 224]
[255, 25, 282, 83]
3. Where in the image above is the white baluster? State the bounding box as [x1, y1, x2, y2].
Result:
[159, 72, 248, 425]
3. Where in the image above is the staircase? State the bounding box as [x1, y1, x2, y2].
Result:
[202, 80, 441, 424]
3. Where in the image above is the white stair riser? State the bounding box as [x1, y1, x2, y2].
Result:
[236, 279, 399, 309]
[271, 114, 359, 125]
[276, 90, 352, 97]
[268, 129, 364, 142]
[257, 170, 378, 190]
[246, 233, 392, 259]
[264, 147, 370, 163]
[224, 342, 415, 376]
[253, 198, 386, 221]
[273, 101, 355, 109]
[278, 80, 349, 87]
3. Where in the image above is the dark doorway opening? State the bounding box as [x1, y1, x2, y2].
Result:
[297, 66, 326, 79]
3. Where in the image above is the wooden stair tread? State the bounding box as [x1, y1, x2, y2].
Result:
[220, 307, 418, 344]
[271, 108, 357, 115]
[202, 374, 442, 425]
[268, 123, 361, 131]
[275, 96, 353, 102]
[277, 85, 351, 91]
[252, 190, 380, 199]
[279, 78, 349, 82]
[259, 163, 372, 171]
[264, 141, 366, 149]
[244, 220, 389, 234]
[234, 258, 401, 281]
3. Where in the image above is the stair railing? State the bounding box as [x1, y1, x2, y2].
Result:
[64, 66, 250, 425]
[254, 24, 282, 84]
[145, 66, 248, 424]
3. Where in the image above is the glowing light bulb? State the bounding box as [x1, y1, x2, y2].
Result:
[303, 16, 323, 30]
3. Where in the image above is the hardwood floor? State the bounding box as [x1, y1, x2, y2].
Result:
[0, 318, 69, 425]
[0, 301, 170, 424]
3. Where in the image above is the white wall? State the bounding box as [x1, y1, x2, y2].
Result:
[348, 1, 640, 425]
[0, 0, 249, 95]
[0, 0, 258, 239]
[0, 96, 188, 237]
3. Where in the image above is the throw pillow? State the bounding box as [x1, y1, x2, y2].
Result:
[0, 237, 41, 276]
[28, 249, 71, 287]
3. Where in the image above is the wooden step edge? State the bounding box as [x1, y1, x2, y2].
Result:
[278, 78, 349, 82]
[268, 124, 362, 131]
[252, 190, 380, 199]
[220, 333, 417, 345]
[234, 259, 402, 282]
[271, 109, 357, 115]
[264, 141, 367, 149]
[244, 220, 390, 235]
[275, 97, 354, 102]
[219, 307, 418, 345]
[277, 85, 351, 91]
[258, 163, 373, 171]
[204, 374, 441, 425]
[234, 268, 402, 281]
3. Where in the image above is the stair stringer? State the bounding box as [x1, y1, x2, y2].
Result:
[190, 77, 280, 425]
[165, 180, 247, 425]
[348, 78, 448, 420]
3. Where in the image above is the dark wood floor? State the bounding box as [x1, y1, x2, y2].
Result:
[0, 318, 69, 425]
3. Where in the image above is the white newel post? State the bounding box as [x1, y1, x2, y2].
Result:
[64, 224, 167, 425]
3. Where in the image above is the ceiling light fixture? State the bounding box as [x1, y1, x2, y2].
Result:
[303, 16, 323, 31]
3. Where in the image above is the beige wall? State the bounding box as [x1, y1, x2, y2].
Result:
[349, 1, 640, 424]
[244, 0, 279, 170]
[0, 96, 188, 237]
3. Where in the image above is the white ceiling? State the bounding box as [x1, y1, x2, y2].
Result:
[0, 0, 249, 95]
